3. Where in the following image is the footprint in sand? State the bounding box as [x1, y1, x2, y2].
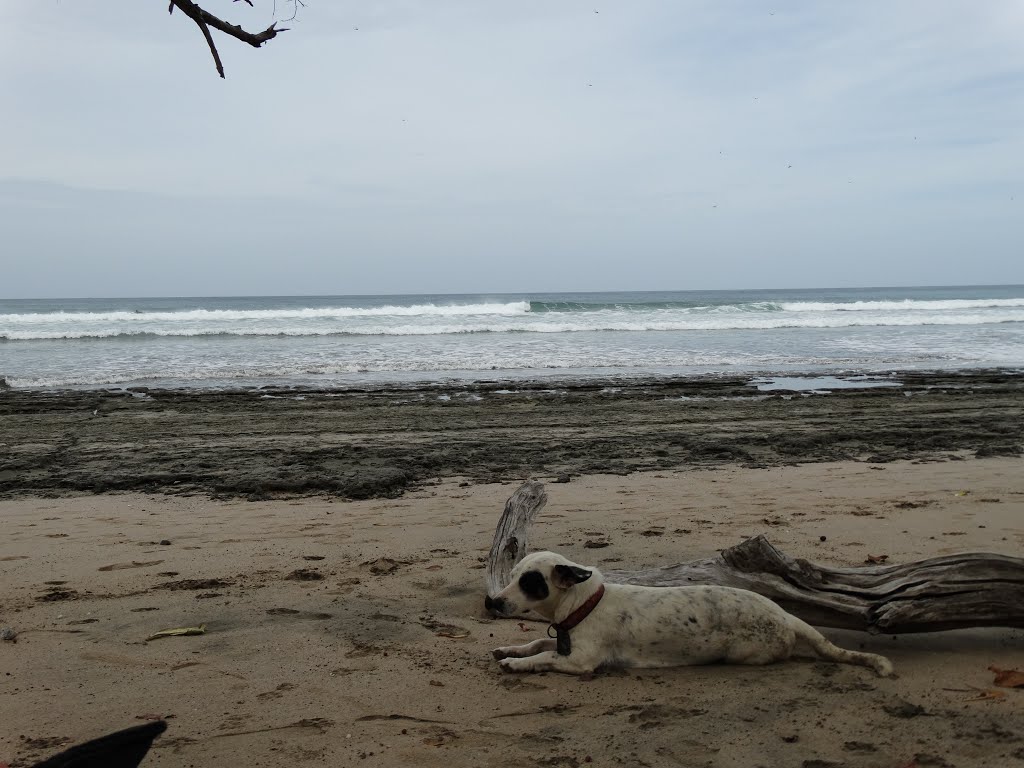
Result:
[257, 682, 297, 700]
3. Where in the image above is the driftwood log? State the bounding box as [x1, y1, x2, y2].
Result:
[486, 480, 548, 597]
[485, 482, 1024, 634]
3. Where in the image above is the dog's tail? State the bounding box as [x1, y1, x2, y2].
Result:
[788, 616, 894, 677]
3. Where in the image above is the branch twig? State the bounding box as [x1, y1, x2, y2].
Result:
[168, 0, 287, 78]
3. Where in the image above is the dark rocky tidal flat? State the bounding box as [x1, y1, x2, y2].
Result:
[0, 371, 1021, 500]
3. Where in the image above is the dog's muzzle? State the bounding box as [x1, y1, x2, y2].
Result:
[485, 595, 508, 614]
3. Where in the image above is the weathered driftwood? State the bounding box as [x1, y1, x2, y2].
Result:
[485, 480, 547, 597]
[486, 482, 1024, 634]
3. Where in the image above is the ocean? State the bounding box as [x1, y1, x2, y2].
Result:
[1, 285, 1022, 390]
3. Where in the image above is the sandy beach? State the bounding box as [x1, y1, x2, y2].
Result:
[2, 373, 1023, 767]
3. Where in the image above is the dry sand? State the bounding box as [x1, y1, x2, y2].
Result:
[2, 458, 1023, 768]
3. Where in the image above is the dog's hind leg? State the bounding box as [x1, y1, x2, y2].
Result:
[492, 638, 557, 660]
[788, 616, 894, 677]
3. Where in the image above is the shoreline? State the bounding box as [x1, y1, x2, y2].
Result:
[4, 364, 1023, 395]
[1, 369, 1021, 500]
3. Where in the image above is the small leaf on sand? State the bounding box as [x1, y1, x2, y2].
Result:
[989, 666, 1024, 688]
[146, 624, 206, 642]
[865, 554, 889, 564]
[517, 622, 534, 632]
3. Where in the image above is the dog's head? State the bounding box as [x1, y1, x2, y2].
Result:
[484, 551, 598, 620]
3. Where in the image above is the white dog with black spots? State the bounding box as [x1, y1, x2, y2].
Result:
[485, 551, 894, 677]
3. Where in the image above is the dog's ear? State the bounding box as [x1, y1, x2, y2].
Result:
[552, 564, 592, 589]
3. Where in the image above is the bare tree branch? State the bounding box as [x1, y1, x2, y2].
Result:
[168, 0, 288, 79]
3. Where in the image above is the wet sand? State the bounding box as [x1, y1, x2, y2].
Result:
[1, 371, 1023, 767]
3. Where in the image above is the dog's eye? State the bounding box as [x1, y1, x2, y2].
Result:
[518, 571, 549, 600]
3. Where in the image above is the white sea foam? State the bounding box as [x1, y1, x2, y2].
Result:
[3, 308, 1023, 340]
[0, 301, 530, 325]
[780, 298, 1024, 312]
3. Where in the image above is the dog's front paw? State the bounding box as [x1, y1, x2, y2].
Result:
[498, 658, 528, 673]
[492, 647, 511, 661]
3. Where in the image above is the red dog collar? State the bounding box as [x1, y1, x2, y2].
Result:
[548, 584, 605, 656]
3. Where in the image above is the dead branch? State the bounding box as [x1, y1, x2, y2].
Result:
[168, 0, 287, 78]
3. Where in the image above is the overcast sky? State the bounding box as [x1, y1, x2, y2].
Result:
[2, 1, 1022, 298]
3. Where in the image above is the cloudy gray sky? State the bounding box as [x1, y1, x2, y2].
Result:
[2, 1, 1022, 298]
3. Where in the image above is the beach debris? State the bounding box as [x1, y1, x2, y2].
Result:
[155, 577, 233, 591]
[963, 688, 1006, 702]
[285, 568, 324, 581]
[989, 665, 1024, 688]
[159, 539, 172, 546]
[421, 727, 459, 747]
[98, 560, 164, 571]
[1, 627, 17, 643]
[435, 625, 470, 639]
[882, 701, 926, 718]
[146, 624, 206, 642]
[37, 588, 80, 602]
[517, 622, 534, 632]
[864, 554, 889, 564]
[210, 718, 333, 739]
[419, 615, 470, 638]
[954, 490, 970, 497]
[893, 500, 933, 509]
[364, 557, 411, 575]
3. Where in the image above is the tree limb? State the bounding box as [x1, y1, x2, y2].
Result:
[168, 0, 287, 79]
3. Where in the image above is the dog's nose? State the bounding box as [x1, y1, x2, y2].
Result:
[484, 595, 495, 612]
